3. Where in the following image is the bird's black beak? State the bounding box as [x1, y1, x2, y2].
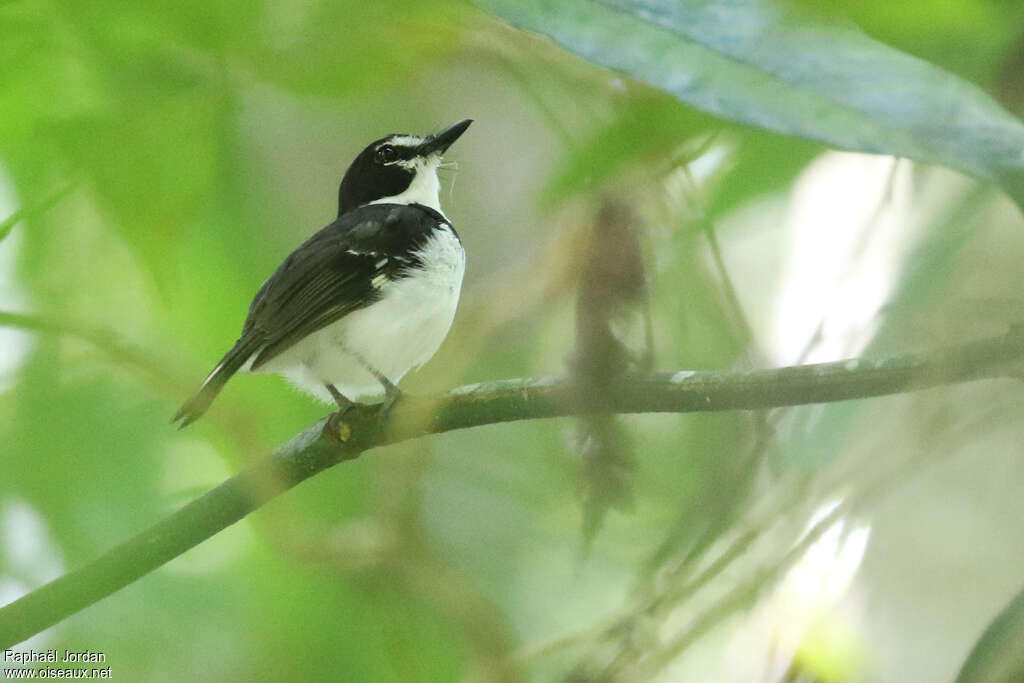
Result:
[419, 119, 473, 156]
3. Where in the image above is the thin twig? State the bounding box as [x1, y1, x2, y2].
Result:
[0, 185, 74, 242]
[0, 310, 265, 453]
[623, 501, 851, 681]
[0, 310, 180, 390]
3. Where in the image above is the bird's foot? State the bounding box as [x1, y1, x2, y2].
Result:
[323, 384, 356, 442]
[324, 411, 354, 442]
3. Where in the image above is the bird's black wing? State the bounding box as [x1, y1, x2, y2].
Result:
[173, 203, 443, 427]
[243, 203, 439, 368]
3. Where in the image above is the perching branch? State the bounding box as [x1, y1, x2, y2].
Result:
[2, 327, 1023, 647]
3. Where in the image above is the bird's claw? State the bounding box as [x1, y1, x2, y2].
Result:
[324, 408, 354, 443]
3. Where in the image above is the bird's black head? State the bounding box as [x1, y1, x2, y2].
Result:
[337, 119, 472, 217]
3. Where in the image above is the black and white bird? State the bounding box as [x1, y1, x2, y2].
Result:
[173, 119, 472, 427]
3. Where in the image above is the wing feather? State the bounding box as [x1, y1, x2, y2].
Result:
[241, 203, 436, 368]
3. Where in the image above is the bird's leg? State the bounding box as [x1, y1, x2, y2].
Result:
[325, 383, 355, 413]
[376, 374, 404, 408]
[358, 364, 403, 429]
[344, 351, 404, 408]
[344, 351, 403, 429]
[370, 369, 403, 419]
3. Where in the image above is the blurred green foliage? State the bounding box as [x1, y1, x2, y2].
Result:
[2, 0, 1024, 680]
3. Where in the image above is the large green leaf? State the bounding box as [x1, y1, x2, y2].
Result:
[481, 0, 1024, 207]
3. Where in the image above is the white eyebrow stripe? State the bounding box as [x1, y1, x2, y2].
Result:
[385, 135, 426, 147]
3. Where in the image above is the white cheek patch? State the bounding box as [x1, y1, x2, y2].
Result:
[369, 157, 444, 215]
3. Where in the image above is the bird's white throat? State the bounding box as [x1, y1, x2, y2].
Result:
[369, 157, 444, 215]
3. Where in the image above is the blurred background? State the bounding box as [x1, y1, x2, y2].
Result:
[2, 0, 1024, 680]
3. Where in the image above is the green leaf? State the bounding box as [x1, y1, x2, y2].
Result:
[481, 0, 1024, 207]
[955, 582, 1024, 683]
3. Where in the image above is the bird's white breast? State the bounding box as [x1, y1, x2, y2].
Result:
[263, 226, 465, 400]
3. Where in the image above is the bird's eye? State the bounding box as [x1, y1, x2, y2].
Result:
[376, 145, 398, 163]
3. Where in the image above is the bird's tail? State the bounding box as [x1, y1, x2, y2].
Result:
[173, 336, 262, 428]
